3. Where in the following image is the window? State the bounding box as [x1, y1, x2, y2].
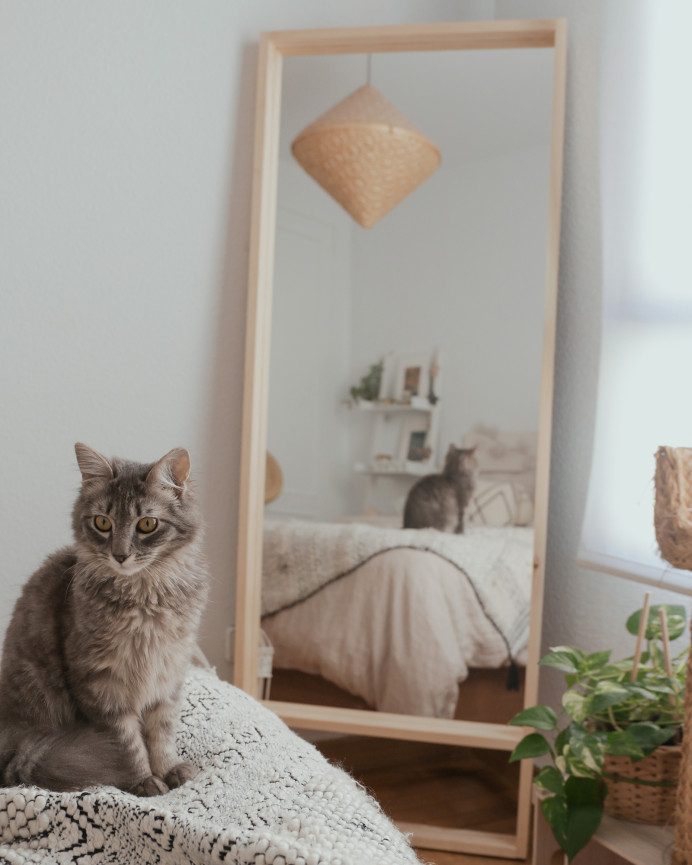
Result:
[578, 2, 692, 592]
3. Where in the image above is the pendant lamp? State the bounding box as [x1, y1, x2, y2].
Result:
[291, 82, 441, 229]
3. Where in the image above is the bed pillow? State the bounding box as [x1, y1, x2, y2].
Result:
[466, 479, 533, 527]
[463, 425, 538, 502]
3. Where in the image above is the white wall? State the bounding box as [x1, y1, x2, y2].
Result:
[3, 0, 687, 698]
[351, 145, 550, 443]
[346, 145, 550, 515]
[0, 0, 495, 675]
[265, 158, 354, 521]
[495, 0, 692, 710]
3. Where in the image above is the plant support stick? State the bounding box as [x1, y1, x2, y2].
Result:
[658, 606, 676, 709]
[631, 591, 651, 682]
[659, 607, 673, 677]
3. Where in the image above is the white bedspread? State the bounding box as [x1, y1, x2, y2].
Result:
[0, 667, 420, 865]
[262, 523, 533, 718]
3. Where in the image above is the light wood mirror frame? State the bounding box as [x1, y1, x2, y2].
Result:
[235, 19, 567, 859]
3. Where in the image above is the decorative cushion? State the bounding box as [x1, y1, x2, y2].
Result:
[463, 425, 538, 505]
[466, 479, 534, 527]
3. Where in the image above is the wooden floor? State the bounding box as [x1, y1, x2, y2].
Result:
[314, 735, 531, 865]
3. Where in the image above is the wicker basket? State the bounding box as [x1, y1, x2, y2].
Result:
[603, 745, 681, 824]
[673, 620, 692, 864]
[654, 445, 692, 570]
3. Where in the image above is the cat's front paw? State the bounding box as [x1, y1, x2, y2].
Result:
[164, 761, 196, 789]
[131, 775, 169, 797]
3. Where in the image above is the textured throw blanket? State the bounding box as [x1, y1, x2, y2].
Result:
[263, 521, 531, 662]
[0, 667, 420, 865]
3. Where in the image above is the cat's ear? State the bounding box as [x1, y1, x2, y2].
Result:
[147, 448, 191, 498]
[75, 443, 114, 483]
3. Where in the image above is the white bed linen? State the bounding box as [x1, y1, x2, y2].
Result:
[263, 542, 530, 719]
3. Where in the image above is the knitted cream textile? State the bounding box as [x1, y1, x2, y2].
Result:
[0, 668, 420, 865]
[263, 520, 532, 661]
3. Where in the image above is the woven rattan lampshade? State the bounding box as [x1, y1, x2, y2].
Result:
[292, 84, 441, 229]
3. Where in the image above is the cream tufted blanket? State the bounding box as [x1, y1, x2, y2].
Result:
[263, 521, 532, 663]
[0, 667, 420, 865]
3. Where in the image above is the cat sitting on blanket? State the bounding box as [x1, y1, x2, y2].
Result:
[0, 443, 209, 796]
[403, 444, 477, 533]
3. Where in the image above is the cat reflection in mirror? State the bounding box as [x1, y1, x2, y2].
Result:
[403, 444, 478, 533]
[0, 443, 209, 796]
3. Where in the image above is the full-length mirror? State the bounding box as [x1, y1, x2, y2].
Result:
[262, 45, 553, 725]
[236, 21, 566, 858]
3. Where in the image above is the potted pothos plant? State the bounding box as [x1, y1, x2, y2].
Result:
[509, 603, 687, 862]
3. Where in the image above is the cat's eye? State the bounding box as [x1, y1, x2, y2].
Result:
[137, 517, 158, 534]
[94, 515, 112, 532]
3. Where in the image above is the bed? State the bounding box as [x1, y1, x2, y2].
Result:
[261, 426, 537, 722]
[261, 518, 533, 721]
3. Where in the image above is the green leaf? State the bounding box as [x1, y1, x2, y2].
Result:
[601, 658, 638, 679]
[555, 727, 571, 756]
[541, 647, 585, 674]
[563, 754, 599, 779]
[562, 690, 590, 722]
[563, 776, 606, 861]
[509, 705, 558, 730]
[565, 728, 607, 775]
[509, 733, 552, 762]
[638, 678, 677, 695]
[535, 766, 565, 795]
[675, 655, 689, 677]
[625, 723, 677, 756]
[587, 681, 631, 715]
[627, 684, 659, 701]
[626, 604, 687, 641]
[667, 614, 687, 641]
[541, 794, 569, 853]
[585, 650, 612, 669]
[540, 779, 606, 862]
[606, 730, 645, 759]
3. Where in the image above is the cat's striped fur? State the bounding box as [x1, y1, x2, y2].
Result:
[0, 444, 208, 796]
[403, 444, 477, 533]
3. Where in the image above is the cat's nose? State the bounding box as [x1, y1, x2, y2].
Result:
[113, 553, 130, 564]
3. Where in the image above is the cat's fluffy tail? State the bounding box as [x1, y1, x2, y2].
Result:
[0, 725, 137, 792]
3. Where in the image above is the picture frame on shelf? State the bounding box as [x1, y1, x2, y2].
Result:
[399, 417, 431, 464]
[393, 353, 430, 401]
[371, 351, 395, 402]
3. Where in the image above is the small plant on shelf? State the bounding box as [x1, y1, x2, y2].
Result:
[350, 361, 383, 403]
[509, 601, 687, 861]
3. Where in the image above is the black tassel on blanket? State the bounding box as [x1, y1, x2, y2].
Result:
[507, 659, 520, 691]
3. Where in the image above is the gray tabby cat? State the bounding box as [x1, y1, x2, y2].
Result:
[403, 444, 477, 533]
[0, 443, 208, 796]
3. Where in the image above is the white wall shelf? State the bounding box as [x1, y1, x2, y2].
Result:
[352, 397, 434, 414]
[354, 460, 431, 477]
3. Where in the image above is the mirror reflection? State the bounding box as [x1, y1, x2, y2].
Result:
[260, 47, 554, 722]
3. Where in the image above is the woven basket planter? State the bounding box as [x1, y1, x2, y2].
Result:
[603, 745, 681, 824]
[654, 445, 692, 570]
